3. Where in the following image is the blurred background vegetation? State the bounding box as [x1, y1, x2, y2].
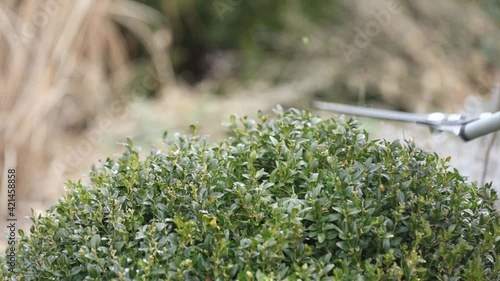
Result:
[1, 0, 500, 251]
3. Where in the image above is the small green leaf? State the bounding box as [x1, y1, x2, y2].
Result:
[318, 233, 326, 243]
[90, 234, 100, 249]
[255, 169, 265, 180]
[448, 224, 456, 233]
[336, 241, 349, 251]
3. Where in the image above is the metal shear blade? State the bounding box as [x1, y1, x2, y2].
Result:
[313, 101, 498, 141]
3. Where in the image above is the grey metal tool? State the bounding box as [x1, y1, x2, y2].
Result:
[312, 101, 500, 141]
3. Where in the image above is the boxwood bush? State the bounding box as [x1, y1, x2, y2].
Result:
[2, 107, 500, 280]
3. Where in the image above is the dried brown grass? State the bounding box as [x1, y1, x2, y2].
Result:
[0, 0, 173, 220]
[339, 0, 500, 111]
[266, 0, 500, 112]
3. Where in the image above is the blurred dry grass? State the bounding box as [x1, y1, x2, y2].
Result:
[0, 0, 173, 221]
[289, 0, 500, 112]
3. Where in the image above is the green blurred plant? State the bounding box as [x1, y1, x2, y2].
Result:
[152, 0, 340, 81]
[1, 107, 500, 280]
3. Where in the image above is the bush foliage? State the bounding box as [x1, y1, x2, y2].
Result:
[2, 107, 500, 280]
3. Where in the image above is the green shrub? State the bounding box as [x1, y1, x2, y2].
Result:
[2, 107, 500, 280]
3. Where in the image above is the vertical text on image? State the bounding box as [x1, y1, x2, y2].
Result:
[6, 168, 17, 273]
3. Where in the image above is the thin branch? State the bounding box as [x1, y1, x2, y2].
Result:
[481, 85, 500, 186]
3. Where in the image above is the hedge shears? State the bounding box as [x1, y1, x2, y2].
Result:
[313, 101, 500, 141]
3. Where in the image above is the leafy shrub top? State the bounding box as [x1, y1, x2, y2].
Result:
[2, 107, 500, 280]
